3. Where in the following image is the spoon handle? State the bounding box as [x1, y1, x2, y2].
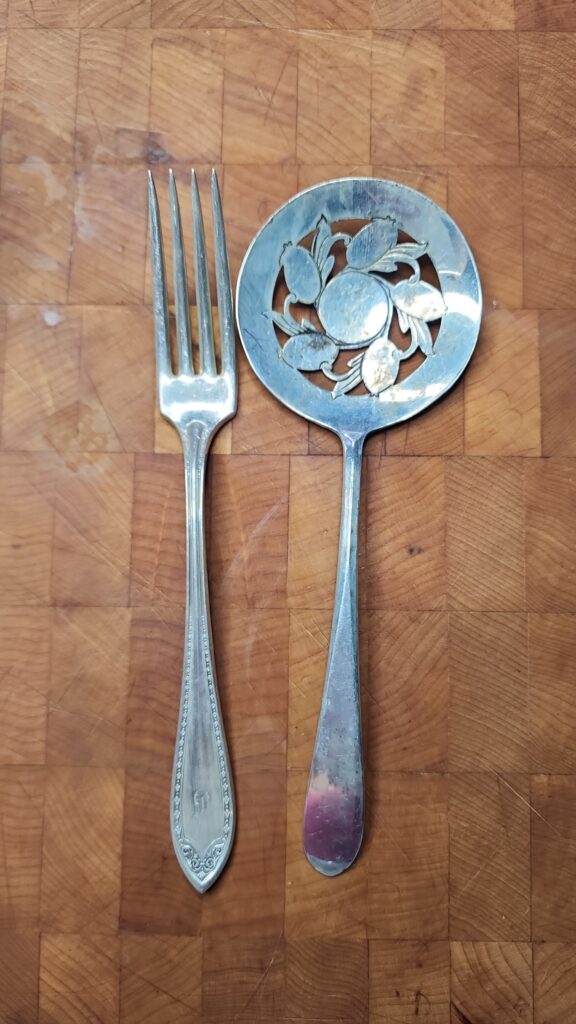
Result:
[303, 432, 365, 876]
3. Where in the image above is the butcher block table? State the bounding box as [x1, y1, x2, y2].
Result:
[1, 0, 576, 1021]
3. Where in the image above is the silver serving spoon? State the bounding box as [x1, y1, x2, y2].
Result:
[236, 178, 481, 877]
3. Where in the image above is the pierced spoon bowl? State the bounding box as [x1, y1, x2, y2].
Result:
[236, 178, 482, 876]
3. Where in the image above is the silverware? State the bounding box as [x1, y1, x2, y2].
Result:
[237, 178, 481, 876]
[148, 168, 236, 892]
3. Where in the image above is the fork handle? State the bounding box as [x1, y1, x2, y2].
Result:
[170, 421, 234, 893]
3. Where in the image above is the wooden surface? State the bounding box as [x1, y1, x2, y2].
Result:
[1, 1, 576, 1021]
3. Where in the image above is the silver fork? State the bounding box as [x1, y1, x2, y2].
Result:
[147, 168, 236, 893]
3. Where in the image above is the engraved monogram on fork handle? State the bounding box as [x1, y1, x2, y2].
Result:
[148, 168, 236, 892]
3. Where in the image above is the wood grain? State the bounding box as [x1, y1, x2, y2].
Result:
[121, 933, 202, 1023]
[48, 607, 131, 767]
[446, 457, 526, 611]
[449, 773, 531, 942]
[366, 456, 446, 609]
[297, 32, 371, 163]
[531, 775, 576, 942]
[369, 773, 449, 940]
[223, 29, 297, 164]
[370, 940, 449, 1024]
[1, 3, 576, 1020]
[539, 311, 576, 456]
[529, 614, 576, 772]
[534, 942, 576, 1024]
[40, 766, 124, 932]
[449, 613, 529, 771]
[444, 31, 519, 166]
[0, 608, 51, 765]
[286, 937, 368, 1021]
[448, 168, 524, 311]
[0, 161, 74, 303]
[75, 30, 152, 166]
[372, 32, 444, 166]
[526, 458, 576, 612]
[519, 32, 576, 166]
[3, 305, 81, 451]
[463, 308, 541, 456]
[450, 941, 532, 1023]
[149, 29, 225, 164]
[524, 167, 576, 308]
[39, 933, 120, 1024]
[367, 611, 449, 771]
[1, 29, 78, 162]
[203, 934, 284, 1021]
[0, 767, 44, 929]
[0, 931, 40, 1024]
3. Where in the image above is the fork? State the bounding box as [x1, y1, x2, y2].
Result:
[147, 168, 237, 893]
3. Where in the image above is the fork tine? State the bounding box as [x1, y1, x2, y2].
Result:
[211, 169, 236, 379]
[190, 169, 217, 375]
[168, 170, 193, 376]
[147, 170, 172, 381]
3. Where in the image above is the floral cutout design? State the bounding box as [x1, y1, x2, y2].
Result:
[269, 215, 446, 398]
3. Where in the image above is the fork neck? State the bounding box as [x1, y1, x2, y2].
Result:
[179, 420, 216, 458]
[179, 422, 215, 535]
[178, 423, 217, 654]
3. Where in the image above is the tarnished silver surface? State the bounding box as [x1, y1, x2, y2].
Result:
[148, 169, 236, 892]
[236, 178, 481, 877]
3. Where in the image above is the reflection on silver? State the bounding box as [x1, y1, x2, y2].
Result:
[318, 271, 391, 347]
[380, 376, 447, 404]
[236, 177, 482, 878]
[440, 290, 482, 320]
